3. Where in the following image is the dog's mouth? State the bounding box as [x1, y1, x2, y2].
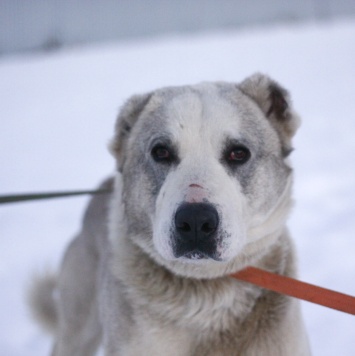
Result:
[174, 246, 222, 261]
[184, 250, 207, 260]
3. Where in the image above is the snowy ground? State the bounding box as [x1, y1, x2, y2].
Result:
[1, 20, 355, 355]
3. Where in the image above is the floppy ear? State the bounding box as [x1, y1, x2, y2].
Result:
[239, 73, 300, 157]
[109, 92, 152, 171]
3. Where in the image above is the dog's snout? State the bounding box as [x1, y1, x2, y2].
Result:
[175, 203, 218, 238]
[174, 203, 219, 259]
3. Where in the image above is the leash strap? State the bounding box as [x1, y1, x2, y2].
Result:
[231, 267, 355, 315]
[0, 189, 111, 204]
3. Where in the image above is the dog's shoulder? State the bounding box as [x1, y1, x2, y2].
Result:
[79, 176, 114, 253]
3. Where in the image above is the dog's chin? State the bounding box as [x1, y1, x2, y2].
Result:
[152, 247, 246, 279]
[166, 255, 242, 279]
[154, 246, 223, 264]
[177, 250, 223, 263]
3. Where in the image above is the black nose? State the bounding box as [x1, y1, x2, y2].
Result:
[174, 203, 219, 259]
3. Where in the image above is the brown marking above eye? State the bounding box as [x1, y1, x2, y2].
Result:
[189, 183, 203, 189]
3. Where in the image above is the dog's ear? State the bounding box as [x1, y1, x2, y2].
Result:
[109, 92, 152, 171]
[239, 73, 300, 157]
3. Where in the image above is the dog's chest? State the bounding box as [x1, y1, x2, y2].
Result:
[132, 274, 261, 334]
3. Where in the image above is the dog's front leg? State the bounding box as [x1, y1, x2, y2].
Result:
[240, 299, 311, 356]
[52, 235, 102, 356]
[102, 308, 194, 356]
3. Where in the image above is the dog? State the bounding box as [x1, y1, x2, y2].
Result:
[29, 73, 311, 355]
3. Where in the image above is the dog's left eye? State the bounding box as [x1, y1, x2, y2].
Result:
[226, 146, 251, 165]
[151, 145, 174, 163]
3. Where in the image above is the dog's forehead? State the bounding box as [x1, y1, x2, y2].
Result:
[168, 84, 235, 121]
[160, 83, 248, 140]
[132, 82, 277, 155]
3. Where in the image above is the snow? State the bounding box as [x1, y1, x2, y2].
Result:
[1, 20, 355, 355]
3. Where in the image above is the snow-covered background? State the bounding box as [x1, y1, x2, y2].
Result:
[1, 20, 354, 355]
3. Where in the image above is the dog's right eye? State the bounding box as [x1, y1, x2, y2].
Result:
[151, 145, 175, 163]
[223, 144, 251, 167]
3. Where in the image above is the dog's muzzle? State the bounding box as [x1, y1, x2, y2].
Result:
[173, 203, 220, 260]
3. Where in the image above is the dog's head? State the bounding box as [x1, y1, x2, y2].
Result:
[110, 74, 300, 278]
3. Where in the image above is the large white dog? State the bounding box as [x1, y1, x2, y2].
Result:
[30, 73, 310, 355]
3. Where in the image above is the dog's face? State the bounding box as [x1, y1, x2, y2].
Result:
[111, 74, 300, 277]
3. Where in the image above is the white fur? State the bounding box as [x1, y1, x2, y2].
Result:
[29, 75, 311, 356]
[153, 87, 248, 262]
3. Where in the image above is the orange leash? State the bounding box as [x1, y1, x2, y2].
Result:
[231, 267, 355, 315]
